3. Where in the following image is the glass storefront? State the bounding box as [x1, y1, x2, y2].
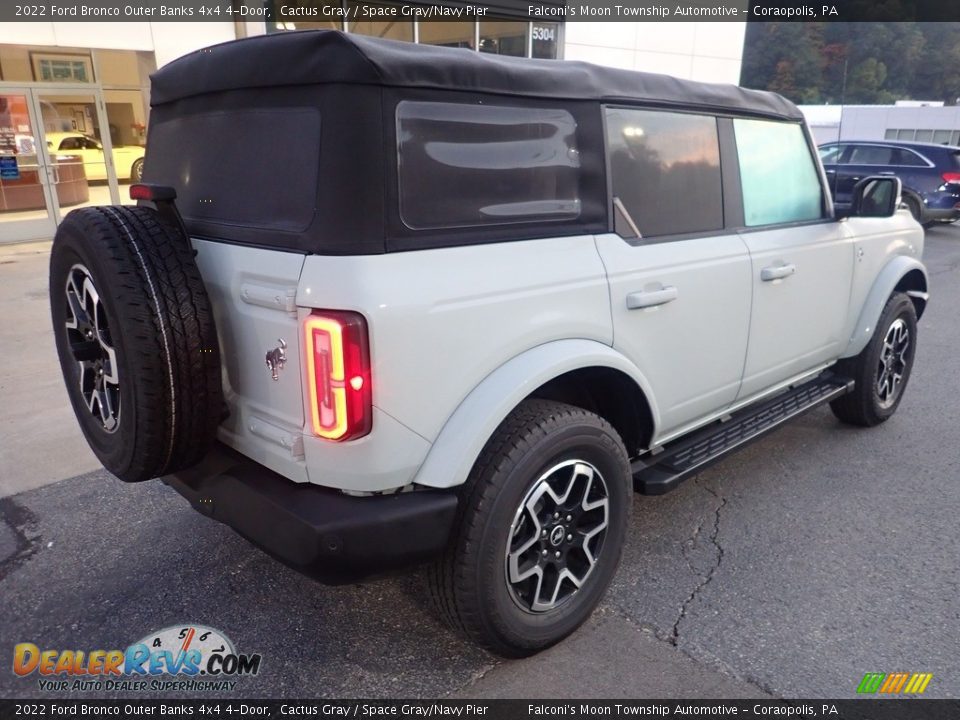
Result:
[267, 2, 560, 59]
[0, 46, 154, 242]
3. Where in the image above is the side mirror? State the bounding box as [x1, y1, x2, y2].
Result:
[849, 176, 902, 218]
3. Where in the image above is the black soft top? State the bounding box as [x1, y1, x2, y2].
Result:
[150, 29, 801, 121]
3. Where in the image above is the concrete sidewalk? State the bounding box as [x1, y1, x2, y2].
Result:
[0, 241, 99, 498]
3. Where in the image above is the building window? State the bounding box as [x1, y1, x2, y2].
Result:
[346, 2, 414, 41]
[419, 21, 475, 49]
[265, 2, 559, 60]
[479, 19, 527, 57]
[531, 22, 560, 59]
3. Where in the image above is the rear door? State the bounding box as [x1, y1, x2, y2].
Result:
[596, 107, 752, 440]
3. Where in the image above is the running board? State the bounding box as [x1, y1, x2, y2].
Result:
[632, 374, 854, 495]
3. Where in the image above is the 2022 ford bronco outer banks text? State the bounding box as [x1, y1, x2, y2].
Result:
[50, 30, 928, 656]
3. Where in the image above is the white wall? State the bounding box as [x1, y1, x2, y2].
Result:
[800, 105, 960, 143]
[563, 21, 746, 84]
[0, 22, 236, 68]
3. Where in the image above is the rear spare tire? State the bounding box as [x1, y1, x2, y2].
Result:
[50, 205, 223, 482]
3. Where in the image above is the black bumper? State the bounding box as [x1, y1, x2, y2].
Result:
[163, 444, 458, 583]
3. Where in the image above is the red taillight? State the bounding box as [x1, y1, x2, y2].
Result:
[941, 172, 960, 184]
[304, 311, 371, 441]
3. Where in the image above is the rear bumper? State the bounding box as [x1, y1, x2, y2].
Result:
[921, 206, 960, 223]
[163, 444, 458, 583]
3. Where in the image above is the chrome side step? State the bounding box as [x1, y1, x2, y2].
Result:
[631, 374, 854, 495]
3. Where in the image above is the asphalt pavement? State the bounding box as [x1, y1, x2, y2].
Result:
[1, 226, 959, 699]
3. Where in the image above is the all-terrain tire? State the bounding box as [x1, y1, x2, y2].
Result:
[830, 292, 917, 427]
[427, 399, 631, 657]
[50, 205, 223, 482]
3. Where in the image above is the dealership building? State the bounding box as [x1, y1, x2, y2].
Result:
[0, 11, 748, 243]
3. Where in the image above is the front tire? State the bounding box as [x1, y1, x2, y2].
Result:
[428, 399, 631, 657]
[830, 292, 917, 427]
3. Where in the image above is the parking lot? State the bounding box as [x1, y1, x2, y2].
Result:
[2, 225, 959, 700]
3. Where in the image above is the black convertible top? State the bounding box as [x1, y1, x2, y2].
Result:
[150, 29, 802, 121]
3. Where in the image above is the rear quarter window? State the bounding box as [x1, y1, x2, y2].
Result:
[396, 101, 581, 229]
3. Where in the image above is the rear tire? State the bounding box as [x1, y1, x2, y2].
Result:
[428, 399, 631, 657]
[50, 206, 223, 482]
[130, 158, 144, 183]
[830, 292, 917, 427]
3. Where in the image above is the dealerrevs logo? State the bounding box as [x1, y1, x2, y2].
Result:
[13, 624, 262, 692]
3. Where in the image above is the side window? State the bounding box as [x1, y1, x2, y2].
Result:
[818, 144, 842, 165]
[848, 145, 895, 165]
[396, 101, 581, 229]
[733, 118, 824, 227]
[59, 137, 82, 151]
[892, 148, 926, 167]
[605, 108, 722, 238]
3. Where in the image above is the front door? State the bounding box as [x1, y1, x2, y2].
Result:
[732, 118, 855, 400]
[0, 86, 118, 244]
[0, 88, 58, 243]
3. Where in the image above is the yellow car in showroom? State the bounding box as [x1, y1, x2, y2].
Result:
[46, 131, 145, 182]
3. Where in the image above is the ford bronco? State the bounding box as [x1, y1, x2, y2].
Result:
[50, 30, 928, 656]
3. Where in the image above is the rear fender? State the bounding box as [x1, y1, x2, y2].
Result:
[412, 339, 658, 490]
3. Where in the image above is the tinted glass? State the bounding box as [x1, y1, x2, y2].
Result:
[146, 108, 320, 232]
[892, 148, 926, 167]
[818, 144, 841, 164]
[606, 108, 722, 238]
[397, 101, 581, 229]
[733, 118, 823, 227]
[848, 145, 895, 165]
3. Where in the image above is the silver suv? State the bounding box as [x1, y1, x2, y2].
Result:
[49, 30, 928, 657]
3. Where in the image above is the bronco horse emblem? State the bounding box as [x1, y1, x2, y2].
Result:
[265, 339, 287, 381]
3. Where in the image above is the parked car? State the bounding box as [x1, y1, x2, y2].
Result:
[49, 30, 928, 657]
[46, 131, 145, 182]
[818, 139, 960, 226]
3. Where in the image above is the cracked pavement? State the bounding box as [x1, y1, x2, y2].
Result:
[2, 226, 960, 699]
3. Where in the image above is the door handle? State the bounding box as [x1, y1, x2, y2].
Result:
[760, 263, 796, 282]
[825, 168, 836, 174]
[626, 286, 678, 309]
[878, 171, 896, 175]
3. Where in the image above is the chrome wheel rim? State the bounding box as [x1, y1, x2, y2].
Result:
[877, 317, 909, 409]
[64, 264, 121, 433]
[504, 459, 610, 614]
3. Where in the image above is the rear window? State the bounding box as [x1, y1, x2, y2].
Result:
[396, 101, 581, 229]
[145, 108, 320, 233]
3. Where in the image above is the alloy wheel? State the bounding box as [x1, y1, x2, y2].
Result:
[876, 317, 910, 409]
[504, 459, 610, 613]
[64, 264, 121, 432]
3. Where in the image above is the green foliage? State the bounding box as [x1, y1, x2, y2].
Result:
[741, 22, 960, 105]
